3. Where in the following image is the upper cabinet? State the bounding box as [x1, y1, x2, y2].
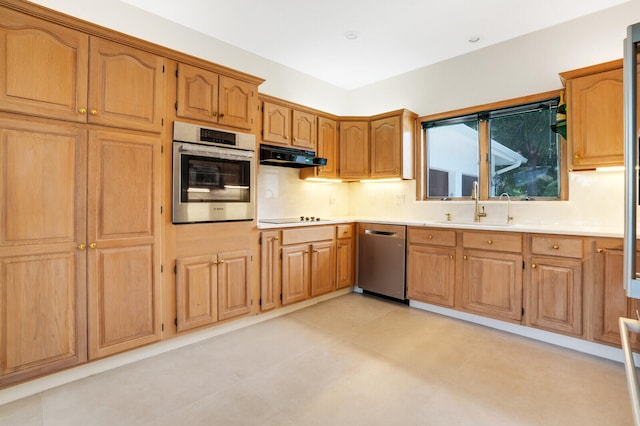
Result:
[339, 110, 416, 181]
[300, 116, 339, 179]
[261, 99, 316, 150]
[176, 62, 256, 130]
[561, 60, 630, 169]
[0, 8, 164, 132]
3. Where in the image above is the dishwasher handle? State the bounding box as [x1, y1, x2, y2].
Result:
[364, 229, 397, 237]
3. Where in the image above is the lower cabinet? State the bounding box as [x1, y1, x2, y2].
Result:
[459, 232, 523, 322]
[527, 235, 584, 337]
[406, 227, 456, 307]
[592, 239, 640, 349]
[260, 230, 280, 311]
[176, 250, 251, 333]
[336, 224, 355, 289]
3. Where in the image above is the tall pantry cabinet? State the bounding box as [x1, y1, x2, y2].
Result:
[0, 3, 163, 385]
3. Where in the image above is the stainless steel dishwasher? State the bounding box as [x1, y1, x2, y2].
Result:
[357, 223, 407, 301]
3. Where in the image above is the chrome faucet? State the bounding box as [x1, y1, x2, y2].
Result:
[472, 181, 487, 222]
[499, 193, 514, 223]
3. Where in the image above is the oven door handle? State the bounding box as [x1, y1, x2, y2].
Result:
[178, 144, 254, 160]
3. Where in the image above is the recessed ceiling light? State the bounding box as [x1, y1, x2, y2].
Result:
[468, 35, 481, 43]
[345, 31, 359, 40]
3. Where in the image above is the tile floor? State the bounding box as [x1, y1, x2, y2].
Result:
[0, 293, 635, 425]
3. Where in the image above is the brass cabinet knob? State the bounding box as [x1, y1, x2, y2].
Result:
[487, 240, 493, 245]
[449, 255, 454, 260]
[212, 112, 219, 117]
[78, 107, 87, 114]
[597, 248, 604, 253]
[552, 244, 559, 250]
[274, 236, 279, 240]
[89, 242, 97, 249]
[428, 235, 433, 239]
[219, 113, 224, 118]
[532, 264, 537, 268]
[464, 255, 468, 260]
[78, 243, 86, 250]
[219, 260, 224, 264]
[394, 168, 399, 174]
[90, 109, 98, 116]
[304, 250, 309, 254]
[213, 260, 218, 265]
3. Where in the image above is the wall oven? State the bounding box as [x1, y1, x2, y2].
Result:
[172, 121, 255, 223]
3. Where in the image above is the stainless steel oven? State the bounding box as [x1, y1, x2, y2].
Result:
[172, 121, 255, 223]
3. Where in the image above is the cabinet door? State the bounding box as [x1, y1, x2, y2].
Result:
[0, 8, 89, 122]
[339, 121, 369, 179]
[593, 246, 640, 349]
[407, 245, 455, 307]
[88, 37, 164, 132]
[263, 102, 290, 146]
[0, 119, 87, 386]
[176, 255, 217, 332]
[317, 116, 339, 177]
[292, 109, 316, 150]
[218, 250, 251, 320]
[219, 76, 254, 130]
[281, 244, 309, 305]
[569, 68, 624, 168]
[310, 241, 335, 296]
[260, 231, 280, 311]
[87, 130, 161, 359]
[176, 63, 220, 124]
[461, 249, 523, 322]
[529, 257, 582, 336]
[336, 238, 355, 289]
[370, 116, 401, 178]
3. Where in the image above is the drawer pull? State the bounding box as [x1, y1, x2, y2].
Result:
[449, 255, 454, 260]
[78, 243, 86, 250]
[552, 244, 559, 250]
[532, 264, 537, 268]
[597, 248, 604, 253]
[428, 235, 433, 240]
[487, 240, 493, 245]
[464, 255, 468, 260]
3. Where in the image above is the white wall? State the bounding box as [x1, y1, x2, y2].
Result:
[28, 0, 640, 226]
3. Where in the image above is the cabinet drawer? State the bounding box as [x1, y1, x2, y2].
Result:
[281, 226, 334, 245]
[336, 224, 354, 239]
[463, 231, 522, 253]
[531, 235, 583, 259]
[408, 227, 456, 247]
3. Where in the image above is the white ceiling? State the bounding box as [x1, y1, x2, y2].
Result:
[121, 0, 629, 90]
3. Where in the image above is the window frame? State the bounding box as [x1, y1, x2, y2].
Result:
[415, 90, 567, 201]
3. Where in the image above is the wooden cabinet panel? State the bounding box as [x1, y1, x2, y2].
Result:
[317, 116, 338, 177]
[0, 118, 87, 385]
[461, 249, 523, 322]
[88, 37, 164, 132]
[408, 228, 456, 247]
[218, 75, 254, 130]
[370, 116, 401, 178]
[217, 250, 251, 320]
[281, 244, 310, 305]
[260, 231, 280, 311]
[262, 102, 290, 146]
[281, 226, 334, 245]
[407, 244, 455, 307]
[463, 231, 522, 253]
[339, 121, 369, 179]
[336, 237, 354, 289]
[176, 255, 217, 332]
[292, 109, 316, 150]
[529, 256, 582, 336]
[531, 235, 583, 258]
[176, 63, 219, 123]
[310, 241, 335, 296]
[0, 8, 89, 122]
[87, 130, 161, 359]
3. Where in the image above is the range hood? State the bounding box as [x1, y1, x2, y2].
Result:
[260, 144, 327, 168]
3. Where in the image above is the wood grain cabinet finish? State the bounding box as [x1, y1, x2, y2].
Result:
[370, 116, 402, 178]
[300, 116, 339, 179]
[336, 224, 355, 289]
[0, 10, 164, 132]
[87, 130, 162, 359]
[176, 250, 251, 331]
[527, 235, 583, 336]
[339, 121, 369, 179]
[260, 230, 281, 311]
[407, 228, 456, 307]
[561, 61, 640, 169]
[592, 240, 640, 349]
[262, 101, 316, 150]
[281, 243, 310, 305]
[460, 232, 523, 322]
[0, 118, 88, 386]
[176, 63, 255, 130]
